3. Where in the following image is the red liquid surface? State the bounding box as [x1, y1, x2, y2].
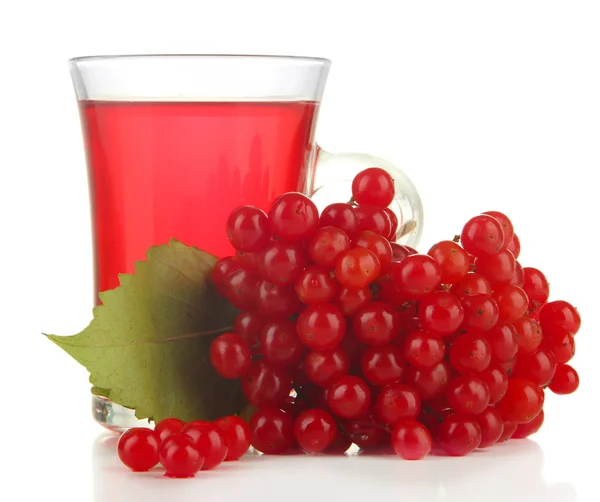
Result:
[80, 100, 319, 296]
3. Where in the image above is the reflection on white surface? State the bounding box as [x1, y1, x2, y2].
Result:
[92, 434, 577, 502]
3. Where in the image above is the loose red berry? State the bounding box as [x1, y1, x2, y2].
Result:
[181, 420, 228, 470]
[154, 418, 186, 444]
[117, 428, 160, 472]
[159, 433, 204, 478]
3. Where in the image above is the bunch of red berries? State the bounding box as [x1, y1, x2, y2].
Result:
[117, 415, 250, 477]
[210, 167, 581, 459]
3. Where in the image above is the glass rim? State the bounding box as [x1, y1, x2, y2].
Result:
[68, 54, 331, 65]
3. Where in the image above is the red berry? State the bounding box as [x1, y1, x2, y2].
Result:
[446, 375, 490, 415]
[210, 333, 252, 379]
[539, 300, 581, 335]
[437, 414, 482, 456]
[355, 204, 392, 237]
[482, 211, 514, 247]
[480, 364, 509, 403]
[233, 311, 268, 346]
[249, 407, 295, 454]
[449, 331, 492, 374]
[460, 214, 505, 256]
[260, 319, 304, 366]
[543, 326, 575, 363]
[296, 303, 346, 351]
[213, 415, 251, 461]
[335, 248, 382, 290]
[475, 407, 504, 448]
[360, 345, 405, 386]
[507, 233, 521, 259]
[352, 301, 400, 346]
[522, 267, 550, 311]
[493, 284, 529, 323]
[513, 316, 543, 354]
[391, 420, 432, 460]
[304, 347, 350, 388]
[485, 323, 518, 363]
[384, 208, 400, 240]
[451, 272, 492, 298]
[159, 433, 204, 477]
[226, 205, 270, 252]
[255, 280, 302, 318]
[117, 428, 160, 472]
[343, 411, 388, 449]
[418, 291, 464, 336]
[335, 286, 372, 316]
[235, 250, 261, 274]
[258, 241, 307, 285]
[393, 254, 441, 299]
[307, 226, 351, 267]
[405, 361, 451, 400]
[354, 230, 393, 270]
[241, 361, 291, 409]
[427, 240, 470, 284]
[513, 409, 544, 439]
[474, 249, 515, 286]
[403, 329, 445, 370]
[294, 265, 338, 305]
[390, 243, 412, 263]
[375, 383, 421, 426]
[319, 203, 359, 238]
[496, 378, 545, 424]
[268, 192, 319, 242]
[182, 421, 228, 470]
[499, 420, 518, 441]
[460, 294, 500, 331]
[224, 269, 259, 311]
[327, 375, 371, 419]
[514, 349, 556, 387]
[549, 364, 579, 395]
[352, 167, 395, 208]
[511, 261, 525, 287]
[211, 257, 241, 295]
[294, 409, 337, 453]
[154, 418, 186, 444]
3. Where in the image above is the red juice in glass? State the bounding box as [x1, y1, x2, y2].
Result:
[79, 100, 319, 296]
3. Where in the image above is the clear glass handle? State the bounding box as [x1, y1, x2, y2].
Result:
[310, 147, 424, 248]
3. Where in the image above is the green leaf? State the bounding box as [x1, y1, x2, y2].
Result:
[45, 239, 244, 423]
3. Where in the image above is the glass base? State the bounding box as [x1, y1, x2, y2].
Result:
[92, 395, 151, 433]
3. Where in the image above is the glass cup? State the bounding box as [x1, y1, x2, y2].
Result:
[69, 54, 423, 431]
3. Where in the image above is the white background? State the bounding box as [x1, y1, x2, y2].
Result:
[1, 1, 599, 500]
